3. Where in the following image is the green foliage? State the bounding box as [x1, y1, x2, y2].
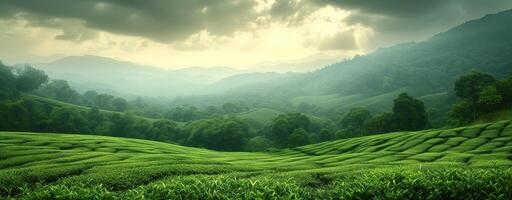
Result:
[287, 128, 310, 148]
[342, 93, 429, 136]
[13, 66, 49, 92]
[318, 129, 334, 141]
[497, 76, 512, 104]
[270, 113, 311, 147]
[0, 62, 17, 98]
[451, 71, 511, 125]
[245, 136, 274, 152]
[184, 117, 249, 151]
[0, 96, 182, 144]
[392, 93, 429, 131]
[35, 80, 80, 104]
[340, 107, 371, 135]
[455, 70, 497, 103]
[478, 86, 503, 111]
[364, 112, 394, 134]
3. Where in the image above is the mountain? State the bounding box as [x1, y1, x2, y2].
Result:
[252, 58, 338, 73]
[33, 55, 243, 97]
[315, 9, 512, 95]
[225, 9, 512, 113]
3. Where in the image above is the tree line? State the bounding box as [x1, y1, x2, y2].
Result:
[1, 61, 510, 152]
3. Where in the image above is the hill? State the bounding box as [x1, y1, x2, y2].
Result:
[1, 119, 512, 199]
[33, 55, 244, 97]
[224, 9, 512, 117]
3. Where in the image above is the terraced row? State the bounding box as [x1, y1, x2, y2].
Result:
[1, 120, 512, 198]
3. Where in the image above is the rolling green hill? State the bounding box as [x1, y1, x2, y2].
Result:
[2, 119, 512, 199]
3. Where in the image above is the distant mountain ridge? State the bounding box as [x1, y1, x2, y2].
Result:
[33, 55, 244, 97]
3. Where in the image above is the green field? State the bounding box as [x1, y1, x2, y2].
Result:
[2, 120, 512, 199]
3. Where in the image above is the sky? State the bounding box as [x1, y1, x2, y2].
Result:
[0, 0, 511, 69]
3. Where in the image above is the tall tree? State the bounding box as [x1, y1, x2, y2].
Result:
[454, 70, 497, 104]
[14, 66, 48, 92]
[287, 128, 310, 148]
[36, 80, 80, 103]
[392, 93, 429, 131]
[270, 113, 311, 147]
[340, 107, 371, 135]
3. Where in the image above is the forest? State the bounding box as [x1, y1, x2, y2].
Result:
[1, 62, 511, 152]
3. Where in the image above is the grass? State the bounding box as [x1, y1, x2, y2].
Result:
[1, 120, 512, 199]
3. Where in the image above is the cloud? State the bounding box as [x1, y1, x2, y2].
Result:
[312, 0, 512, 48]
[0, 0, 511, 64]
[0, 0, 259, 43]
[311, 0, 450, 17]
[306, 30, 357, 50]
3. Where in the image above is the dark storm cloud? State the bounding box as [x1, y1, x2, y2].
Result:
[0, 0, 511, 48]
[0, 0, 258, 43]
[269, 0, 317, 25]
[310, 0, 512, 48]
[312, 0, 450, 17]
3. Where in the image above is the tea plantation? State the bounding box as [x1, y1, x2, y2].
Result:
[1, 120, 512, 199]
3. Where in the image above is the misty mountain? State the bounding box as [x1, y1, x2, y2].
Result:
[33, 55, 243, 97]
[208, 72, 299, 93]
[231, 9, 512, 99]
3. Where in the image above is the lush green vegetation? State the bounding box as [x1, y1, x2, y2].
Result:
[1, 6, 512, 200]
[1, 119, 512, 199]
[450, 70, 512, 125]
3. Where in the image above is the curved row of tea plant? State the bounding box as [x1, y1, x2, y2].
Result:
[1, 120, 512, 199]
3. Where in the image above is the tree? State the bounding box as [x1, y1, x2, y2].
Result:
[340, 107, 371, 135]
[497, 76, 512, 105]
[391, 93, 428, 131]
[287, 128, 310, 147]
[216, 118, 250, 151]
[86, 107, 104, 132]
[7, 103, 29, 130]
[451, 71, 509, 124]
[50, 108, 90, 133]
[454, 70, 497, 103]
[166, 105, 201, 122]
[150, 120, 181, 141]
[184, 117, 249, 151]
[477, 86, 503, 112]
[132, 119, 151, 139]
[221, 102, 247, 114]
[449, 101, 473, 125]
[14, 66, 48, 92]
[318, 129, 335, 141]
[37, 80, 80, 103]
[110, 113, 136, 137]
[94, 94, 115, 110]
[245, 136, 274, 152]
[0, 62, 15, 93]
[112, 97, 128, 112]
[270, 113, 311, 147]
[364, 113, 394, 134]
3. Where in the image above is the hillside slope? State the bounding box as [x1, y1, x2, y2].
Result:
[225, 9, 512, 116]
[1, 120, 512, 198]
